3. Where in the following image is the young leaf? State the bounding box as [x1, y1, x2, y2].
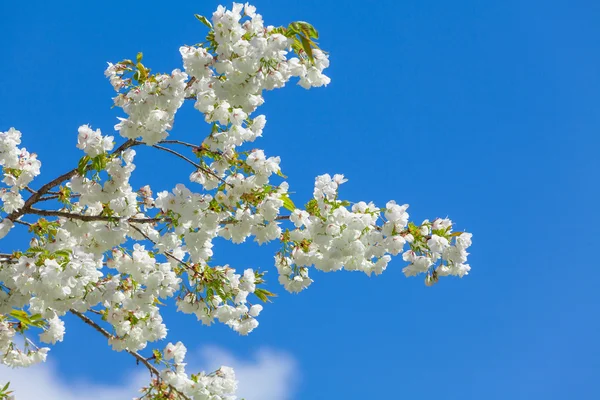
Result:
[281, 195, 296, 212]
[77, 156, 90, 175]
[299, 35, 314, 62]
[254, 288, 276, 303]
[195, 14, 213, 29]
[292, 21, 319, 39]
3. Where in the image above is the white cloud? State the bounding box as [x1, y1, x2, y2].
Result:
[0, 361, 147, 400]
[0, 346, 299, 400]
[197, 347, 299, 400]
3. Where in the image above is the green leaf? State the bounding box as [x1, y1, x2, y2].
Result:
[280, 195, 296, 212]
[281, 27, 297, 38]
[195, 14, 213, 29]
[53, 249, 72, 258]
[255, 288, 277, 303]
[29, 313, 43, 321]
[299, 35, 314, 62]
[28, 246, 47, 253]
[77, 156, 90, 175]
[136, 52, 143, 63]
[290, 21, 318, 39]
[9, 310, 29, 323]
[90, 154, 108, 171]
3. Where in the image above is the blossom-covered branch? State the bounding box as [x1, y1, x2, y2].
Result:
[0, 3, 472, 399]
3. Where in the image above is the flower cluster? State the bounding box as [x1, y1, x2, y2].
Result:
[76, 125, 114, 157]
[275, 174, 472, 293]
[176, 265, 264, 335]
[155, 341, 237, 399]
[0, 128, 42, 239]
[111, 65, 188, 145]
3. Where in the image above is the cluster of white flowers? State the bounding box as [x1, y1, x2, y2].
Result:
[69, 147, 139, 224]
[181, 2, 329, 161]
[102, 244, 181, 351]
[160, 341, 238, 399]
[188, 3, 329, 117]
[0, 128, 42, 239]
[275, 174, 473, 292]
[0, 128, 41, 192]
[0, 3, 473, 399]
[0, 317, 49, 368]
[76, 125, 114, 157]
[112, 68, 188, 145]
[177, 265, 263, 335]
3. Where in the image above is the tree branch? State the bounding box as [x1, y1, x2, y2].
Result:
[69, 310, 192, 400]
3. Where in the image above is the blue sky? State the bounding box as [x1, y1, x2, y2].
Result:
[1, 0, 600, 399]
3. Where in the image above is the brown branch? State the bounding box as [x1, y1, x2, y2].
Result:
[184, 76, 197, 90]
[0, 253, 16, 263]
[69, 310, 192, 400]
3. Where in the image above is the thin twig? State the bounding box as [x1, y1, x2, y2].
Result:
[159, 140, 200, 149]
[184, 76, 197, 90]
[13, 219, 32, 227]
[220, 215, 290, 225]
[151, 144, 201, 169]
[129, 224, 195, 271]
[69, 310, 192, 400]
[37, 193, 80, 202]
[151, 144, 231, 186]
